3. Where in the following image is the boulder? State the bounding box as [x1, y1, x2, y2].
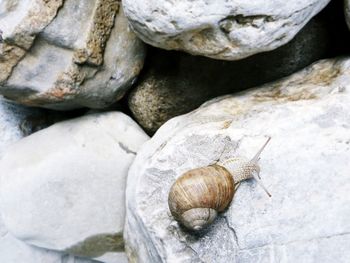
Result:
[124, 58, 350, 262]
[0, 96, 75, 156]
[128, 17, 330, 134]
[0, 1, 145, 110]
[0, 97, 40, 156]
[123, 0, 330, 60]
[0, 112, 149, 262]
[0, 97, 99, 262]
[0, 217, 99, 263]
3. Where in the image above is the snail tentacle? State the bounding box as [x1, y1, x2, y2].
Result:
[219, 137, 271, 196]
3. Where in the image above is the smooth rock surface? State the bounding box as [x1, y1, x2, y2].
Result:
[0, 97, 40, 156]
[0, 1, 145, 110]
[128, 17, 330, 134]
[124, 58, 350, 262]
[0, 217, 100, 263]
[0, 96, 74, 157]
[0, 97, 100, 262]
[0, 112, 149, 262]
[123, 0, 330, 60]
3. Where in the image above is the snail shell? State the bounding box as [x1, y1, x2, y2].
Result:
[168, 165, 235, 231]
[168, 137, 271, 231]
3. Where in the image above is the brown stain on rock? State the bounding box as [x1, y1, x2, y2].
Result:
[0, 0, 63, 83]
[74, 0, 120, 66]
[252, 85, 318, 103]
[66, 233, 124, 258]
[1, 0, 127, 109]
[0, 44, 27, 84]
[221, 120, 233, 129]
[302, 63, 341, 86]
[253, 60, 342, 103]
[15, 66, 81, 107]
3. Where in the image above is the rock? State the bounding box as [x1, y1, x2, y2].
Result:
[0, 97, 100, 262]
[0, 1, 145, 110]
[0, 96, 72, 156]
[124, 58, 350, 262]
[0, 97, 39, 156]
[128, 17, 330, 134]
[0, 217, 99, 263]
[0, 112, 149, 262]
[0, 217, 120, 263]
[123, 0, 330, 60]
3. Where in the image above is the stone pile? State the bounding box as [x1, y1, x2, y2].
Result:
[0, 1, 349, 262]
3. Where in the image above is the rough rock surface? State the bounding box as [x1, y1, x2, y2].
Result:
[0, 112, 149, 262]
[123, 0, 330, 60]
[0, 1, 145, 110]
[124, 58, 350, 262]
[128, 17, 330, 134]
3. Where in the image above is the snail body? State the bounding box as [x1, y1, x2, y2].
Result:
[168, 137, 271, 231]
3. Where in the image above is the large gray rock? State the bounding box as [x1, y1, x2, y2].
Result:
[124, 58, 350, 262]
[123, 0, 330, 60]
[0, 112, 149, 262]
[0, 1, 145, 110]
[0, 97, 39, 156]
[128, 17, 330, 134]
[0, 97, 100, 263]
[0, 96, 74, 156]
[0, 216, 99, 263]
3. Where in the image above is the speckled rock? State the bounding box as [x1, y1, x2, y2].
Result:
[0, 112, 149, 262]
[123, 0, 330, 60]
[0, 1, 145, 110]
[124, 58, 350, 262]
[128, 17, 330, 134]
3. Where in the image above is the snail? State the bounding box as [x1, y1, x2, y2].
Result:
[168, 137, 271, 231]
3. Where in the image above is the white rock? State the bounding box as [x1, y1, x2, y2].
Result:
[0, 112, 149, 262]
[0, 228, 123, 263]
[0, 1, 145, 109]
[0, 97, 100, 262]
[127, 16, 330, 134]
[124, 58, 350, 262]
[0, 219, 99, 263]
[0, 97, 33, 157]
[123, 0, 330, 60]
[0, 95, 88, 156]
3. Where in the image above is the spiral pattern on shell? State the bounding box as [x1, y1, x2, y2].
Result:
[168, 165, 235, 231]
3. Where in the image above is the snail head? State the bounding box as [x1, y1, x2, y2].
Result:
[219, 137, 271, 197]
